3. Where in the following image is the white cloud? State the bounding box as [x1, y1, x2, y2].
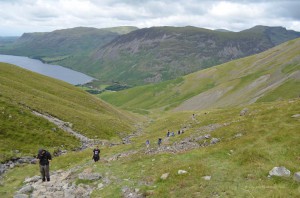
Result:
[0, 0, 300, 36]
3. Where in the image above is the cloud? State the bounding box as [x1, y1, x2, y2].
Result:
[0, 0, 300, 36]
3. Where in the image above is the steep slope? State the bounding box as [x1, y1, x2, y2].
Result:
[91, 25, 300, 85]
[100, 38, 300, 113]
[0, 62, 137, 162]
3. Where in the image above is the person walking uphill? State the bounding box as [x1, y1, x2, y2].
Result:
[92, 146, 100, 162]
[37, 149, 52, 182]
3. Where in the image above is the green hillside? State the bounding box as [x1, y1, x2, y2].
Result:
[0, 62, 137, 162]
[100, 38, 300, 113]
[1, 98, 299, 197]
[90, 25, 300, 86]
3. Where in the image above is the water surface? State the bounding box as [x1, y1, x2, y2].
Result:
[0, 54, 94, 85]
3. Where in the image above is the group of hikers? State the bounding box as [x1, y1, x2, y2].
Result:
[146, 128, 185, 148]
[37, 126, 187, 182]
[37, 146, 101, 182]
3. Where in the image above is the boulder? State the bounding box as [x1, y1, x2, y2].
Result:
[24, 176, 40, 183]
[178, 170, 188, 175]
[202, 176, 211, 181]
[160, 173, 169, 180]
[291, 114, 300, 118]
[17, 185, 33, 194]
[78, 172, 101, 180]
[269, 166, 290, 177]
[294, 172, 300, 182]
[210, 138, 220, 144]
[240, 108, 249, 116]
[13, 194, 29, 198]
[98, 183, 104, 189]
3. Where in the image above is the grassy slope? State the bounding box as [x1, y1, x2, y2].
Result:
[100, 38, 300, 113]
[1, 99, 299, 197]
[0, 62, 138, 161]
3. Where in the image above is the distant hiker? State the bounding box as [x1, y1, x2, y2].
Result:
[146, 140, 150, 148]
[37, 149, 52, 182]
[158, 138, 162, 146]
[167, 131, 170, 137]
[178, 130, 181, 135]
[171, 132, 175, 137]
[92, 146, 100, 162]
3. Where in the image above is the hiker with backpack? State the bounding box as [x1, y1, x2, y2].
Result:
[37, 149, 52, 182]
[92, 146, 100, 162]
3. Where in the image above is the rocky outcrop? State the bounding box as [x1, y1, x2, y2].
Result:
[0, 157, 36, 175]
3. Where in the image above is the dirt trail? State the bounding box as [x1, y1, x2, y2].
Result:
[33, 111, 98, 149]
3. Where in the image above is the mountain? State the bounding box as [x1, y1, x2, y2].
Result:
[90, 25, 300, 85]
[100, 37, 300, 113]
[0, 62, 137, 162]
[1, 25, 299, 86]
[0, 26, 138, 73]
[0, 36, 19, 45]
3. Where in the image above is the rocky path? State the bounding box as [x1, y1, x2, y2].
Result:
[14, 161, 96, 198]
[12, 113, 241, 198]
[33, 111, 98, 149]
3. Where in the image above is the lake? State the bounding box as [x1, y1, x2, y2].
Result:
[0, 54, 95, 85]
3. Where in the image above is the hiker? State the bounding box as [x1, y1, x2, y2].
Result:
[167, 131, 170, 137]
[158, 138, 162, 146]
[92, 146, 100, 162]
[146, 140, 150, 148]
[171, 132, 175, 136]
[178, 130, 181, 135]
[37, 149, 52, 182]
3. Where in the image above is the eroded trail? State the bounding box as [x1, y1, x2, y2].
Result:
[33, 111, 98, 150]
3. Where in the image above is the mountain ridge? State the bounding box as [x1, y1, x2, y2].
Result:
[99, 38, 300, 113]
[1, 25, 299, 87]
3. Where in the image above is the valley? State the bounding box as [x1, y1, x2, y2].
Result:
[0, 26, 299, 198]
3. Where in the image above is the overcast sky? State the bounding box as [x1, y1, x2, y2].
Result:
[1, 0, 300, 36]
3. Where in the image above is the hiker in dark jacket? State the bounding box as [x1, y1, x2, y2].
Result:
[92, 146, 100, 162]
[37, 149, 52, 182]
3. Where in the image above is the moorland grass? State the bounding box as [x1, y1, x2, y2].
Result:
[1, 99, 299, 197]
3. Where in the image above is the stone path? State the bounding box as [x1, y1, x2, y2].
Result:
[33, 111, 99, 149]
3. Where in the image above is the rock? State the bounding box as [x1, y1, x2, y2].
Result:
[0, 164, 5, 174]
[269, 166, 290, 177]
[78, 172, 101, 180]
[98, 183, 104, 189]
[13, 194, 29, 198]
[160, 173, 169, 180]
[240, 108, 249, 116]
[291, 114, 300, 118]
[178, 170, 188, 175]
[204, 134, 211, 139]
[24, 176, 40, 183]
[234, 133, 243, 138]
[294, 172, 300, 182]
[210, 138, 220, 144]
[17, 185, 33, 194]
[202, 176, 211, 181]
